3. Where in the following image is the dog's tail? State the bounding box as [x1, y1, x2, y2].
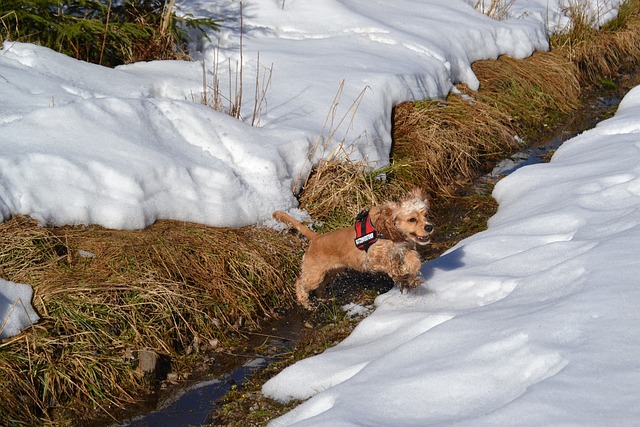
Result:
[272, 211, 317, 241]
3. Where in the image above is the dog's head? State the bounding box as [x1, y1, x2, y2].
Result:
[371, 188, 434, 245]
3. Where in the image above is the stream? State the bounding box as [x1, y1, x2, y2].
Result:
[111, 72, 640, 427]
[111, 309, 307, 427]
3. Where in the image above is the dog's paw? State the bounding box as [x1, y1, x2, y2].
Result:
[397, 275, 422, 293]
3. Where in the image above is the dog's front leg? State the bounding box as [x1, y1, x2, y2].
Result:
[395, 250, 422, 292]
[365, 242, 422, 292]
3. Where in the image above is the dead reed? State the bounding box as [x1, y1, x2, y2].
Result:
[474, 0, 516, 20]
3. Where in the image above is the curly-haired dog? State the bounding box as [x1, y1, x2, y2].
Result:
[273, 188, 434, 308]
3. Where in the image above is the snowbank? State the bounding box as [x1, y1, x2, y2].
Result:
[0, 0, 560, 230]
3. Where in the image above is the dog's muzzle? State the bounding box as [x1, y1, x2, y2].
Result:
[413, 224, 434, 245]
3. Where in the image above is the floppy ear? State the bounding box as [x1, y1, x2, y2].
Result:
[369, 202, 405, 242]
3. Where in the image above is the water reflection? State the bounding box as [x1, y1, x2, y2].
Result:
[114, 358, 267, 427]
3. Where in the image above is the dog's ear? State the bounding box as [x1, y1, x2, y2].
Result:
[370, 202, 405, 242]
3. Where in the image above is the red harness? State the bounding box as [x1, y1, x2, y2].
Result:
[354, 210, 379, 252]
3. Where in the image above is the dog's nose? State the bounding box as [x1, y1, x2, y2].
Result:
[425, 224, 434, 234]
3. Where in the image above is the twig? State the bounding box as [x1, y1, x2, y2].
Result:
[99, 0, 113, 65]
[251, 53, 274, 127]
[294, 81, 371, 191]
[236, 0, 244, 119]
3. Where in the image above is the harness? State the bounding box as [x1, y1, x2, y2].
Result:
[354, 210, 379, 252]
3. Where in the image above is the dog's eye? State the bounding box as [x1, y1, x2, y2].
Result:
[408, 218, 417, 223]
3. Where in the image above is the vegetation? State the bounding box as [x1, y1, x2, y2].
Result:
[0, 0, 220, 66]
[554, 0, 640, 85]
[0, 218, 302, 425]
[2, 0, 640, 426]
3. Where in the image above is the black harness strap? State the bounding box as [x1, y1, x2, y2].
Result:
[354, 210, 379, 252]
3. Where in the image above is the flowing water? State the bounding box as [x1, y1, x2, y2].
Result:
[481, 81, 634, 187]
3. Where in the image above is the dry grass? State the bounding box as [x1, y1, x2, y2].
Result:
[553, 0, 640, 85]
[471, 52, 581, 131]
[392, 93, 516, 197]
[0, 217, 302, 426]
[389, 50, 580, 198]
[298, 160, 407, 230]
[474, 0, 516, 20]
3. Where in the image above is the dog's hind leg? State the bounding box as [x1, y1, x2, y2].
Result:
[295, 264, 339, 309]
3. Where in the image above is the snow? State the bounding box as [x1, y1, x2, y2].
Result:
[0, 0, 564, 231]
[0, 279, 40, 339]
[1, 0, 638, 422]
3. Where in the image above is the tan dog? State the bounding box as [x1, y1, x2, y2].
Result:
[273, 188, 434, 308]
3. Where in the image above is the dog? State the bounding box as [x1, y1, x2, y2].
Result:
[273, 188, 434, 308]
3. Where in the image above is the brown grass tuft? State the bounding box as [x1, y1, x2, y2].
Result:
[553, 0, 640, 85]
[392, 93, 516, 197]
[471, 52, 581, 131]
[391, 50, 580, 198]
[298, 160, 406, 230]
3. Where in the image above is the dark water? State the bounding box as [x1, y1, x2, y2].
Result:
[115, 359, 267, 427]
[111, 309, 303, 427]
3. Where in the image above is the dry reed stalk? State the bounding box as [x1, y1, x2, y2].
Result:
[251, 53, 274, 127]
[160, 0, 176, 37]
[294, 81, 371, 192]
[99, 0, 113, 65]
[1, 11, 19, 44]
[474, 0, 516, 20]
[205, 46, 271, 126]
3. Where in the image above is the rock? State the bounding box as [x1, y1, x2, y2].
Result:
[138, 349, 159, 375]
